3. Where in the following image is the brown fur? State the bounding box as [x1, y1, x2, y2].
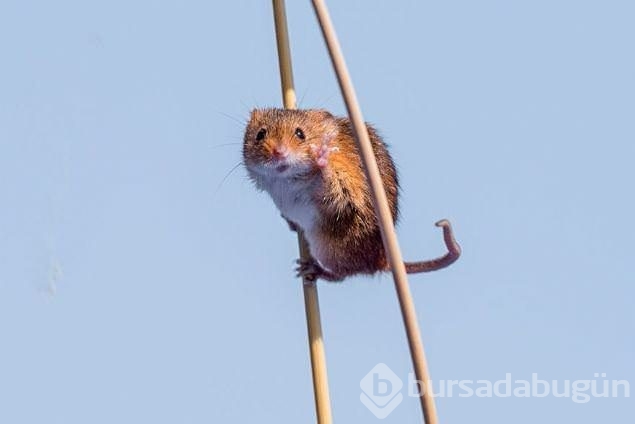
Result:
[311, 117, 399, 277]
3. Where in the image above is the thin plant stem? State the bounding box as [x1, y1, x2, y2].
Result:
[311, 1, 440, 423]
[272, 2, 333, 423]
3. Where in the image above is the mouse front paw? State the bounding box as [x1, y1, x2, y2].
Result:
[310, 143, 339, 169]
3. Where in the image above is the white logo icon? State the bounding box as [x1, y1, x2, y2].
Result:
[360, 363, 403, 418]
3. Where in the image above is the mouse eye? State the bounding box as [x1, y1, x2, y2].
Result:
[255, 128, 267, 142]
[294, 128, 306, 140]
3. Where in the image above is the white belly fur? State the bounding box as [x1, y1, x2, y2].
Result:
[263, 177, 333, 272]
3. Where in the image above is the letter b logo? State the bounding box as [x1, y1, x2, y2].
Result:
[360, 363, 403, 418]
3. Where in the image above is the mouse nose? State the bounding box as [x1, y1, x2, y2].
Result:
[272, 146, 289, 159]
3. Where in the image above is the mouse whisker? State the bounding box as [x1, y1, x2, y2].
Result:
[213, 161, 244, 197]
[210, 142, 242, 149]
[216, 110, 247, 126]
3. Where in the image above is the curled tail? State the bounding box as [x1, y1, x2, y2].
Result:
[403, 219, 461, 273]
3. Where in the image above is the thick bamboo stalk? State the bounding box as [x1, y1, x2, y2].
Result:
[310, 1, 439, 423]
[272, 1, 333, 423]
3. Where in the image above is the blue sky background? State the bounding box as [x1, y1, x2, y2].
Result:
[1, 1, 633, 422]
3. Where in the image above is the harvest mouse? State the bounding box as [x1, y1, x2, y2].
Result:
[243, 108, 460, 282]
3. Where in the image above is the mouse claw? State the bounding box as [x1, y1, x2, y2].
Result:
[295, 259, 319, 282]
[295, 259, 319, 283]
[295, 258, 343, 282]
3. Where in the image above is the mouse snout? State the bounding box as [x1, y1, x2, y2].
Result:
[272, 145, 289, 160]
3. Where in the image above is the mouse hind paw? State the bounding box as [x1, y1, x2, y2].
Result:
[295, 258, 343, 282]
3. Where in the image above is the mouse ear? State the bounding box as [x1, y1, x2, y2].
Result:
[314, 109, 335, 121]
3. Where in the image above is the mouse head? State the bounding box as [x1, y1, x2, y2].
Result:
[243, 108, 338, 178]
